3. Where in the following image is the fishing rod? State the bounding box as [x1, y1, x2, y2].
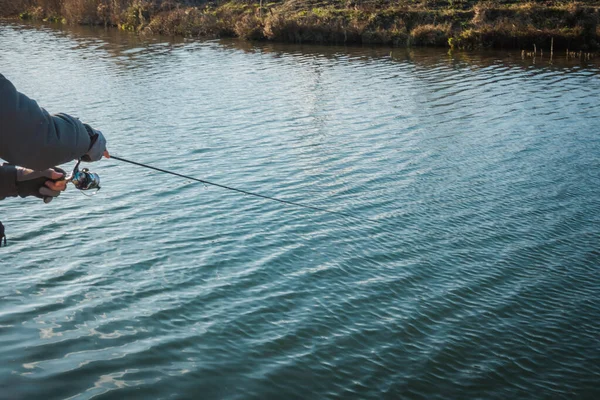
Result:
[69, 154, 372, 222]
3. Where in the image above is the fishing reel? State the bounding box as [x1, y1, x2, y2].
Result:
[67, 159, 101, 191]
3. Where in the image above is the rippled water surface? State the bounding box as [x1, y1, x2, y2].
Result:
[1, 22, 599, 399]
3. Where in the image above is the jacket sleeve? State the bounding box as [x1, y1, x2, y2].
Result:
[0, 74, 92, 171]
[0, 165, 17, 200]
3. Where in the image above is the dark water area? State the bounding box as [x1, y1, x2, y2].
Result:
[1, 22, 599, 399]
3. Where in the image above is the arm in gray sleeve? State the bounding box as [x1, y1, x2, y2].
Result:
[0, 165, 17, 200]
[0, 74, 92, 171]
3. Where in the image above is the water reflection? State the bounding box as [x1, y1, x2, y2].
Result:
[3, 21, 598, 74]
[219, 38, 600, 71]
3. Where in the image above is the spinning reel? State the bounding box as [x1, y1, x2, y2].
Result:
[67, 159, 101, 191]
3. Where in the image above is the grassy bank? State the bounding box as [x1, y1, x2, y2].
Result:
[2, 0, 600, 50]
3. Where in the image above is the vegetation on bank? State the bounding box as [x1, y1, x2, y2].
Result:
[2, 0, 600, 50]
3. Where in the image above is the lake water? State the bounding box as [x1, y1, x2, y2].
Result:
[1, 22, 599, 399]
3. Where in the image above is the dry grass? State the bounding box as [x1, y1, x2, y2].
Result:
[459, 2, 599, 50]
[144, 8, 220, 37]
[411, 23, 451, 46]
[234, 13, 265, 40]
[1, 0, 599, 50]
[62, 0, 99, 24]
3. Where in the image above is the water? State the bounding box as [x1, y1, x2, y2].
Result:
[1, 22, 599, 399]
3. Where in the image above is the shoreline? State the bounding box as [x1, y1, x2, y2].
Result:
[3, 1, 600, 52]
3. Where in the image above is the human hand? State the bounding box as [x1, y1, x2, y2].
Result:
[82, 124, 107, 162]
[16, 167, 67, 203]
[44, 175, 68, 193]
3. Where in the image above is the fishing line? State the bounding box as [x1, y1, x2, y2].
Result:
[110, 155, 375, 222]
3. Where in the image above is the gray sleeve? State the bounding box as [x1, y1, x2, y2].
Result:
[0, 165, 17, 200]
[0, 74, 92, 171]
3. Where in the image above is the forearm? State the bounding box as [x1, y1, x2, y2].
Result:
[0, 74, 92, 170]
[0, 165, 17, 200]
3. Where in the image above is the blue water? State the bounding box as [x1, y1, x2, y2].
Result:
[1, 22, 599, 399]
